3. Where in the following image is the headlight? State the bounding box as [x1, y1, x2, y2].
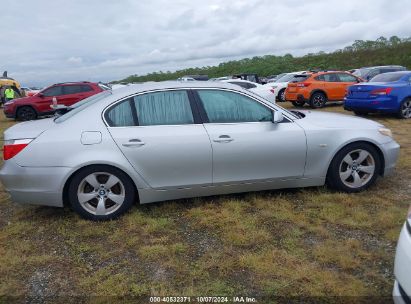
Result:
[379, 128, 392, 138]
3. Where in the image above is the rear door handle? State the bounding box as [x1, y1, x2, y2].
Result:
[213, 135, 233, 143]
[122, 139, 145, 147]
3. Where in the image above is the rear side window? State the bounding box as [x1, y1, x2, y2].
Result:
[42, 86, 63, 97]
[197, 90, 272, 123]
[106, 100, 135, 127]
[133, 90, 194, 126]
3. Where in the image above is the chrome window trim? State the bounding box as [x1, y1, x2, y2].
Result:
[101, 87, 296, 128]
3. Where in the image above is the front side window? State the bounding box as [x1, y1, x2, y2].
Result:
[42, 86, 63, 97]
[197, 90, 272, 123]
[133, 90, 194, 126]
[321, 73, 339, 82]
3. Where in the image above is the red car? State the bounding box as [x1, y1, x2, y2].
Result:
[4, 81, 108, 120]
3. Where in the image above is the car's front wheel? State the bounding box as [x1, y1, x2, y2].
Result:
[327, 142, 381, 193]
[16, 106, 37, 121]
[68, 165, 136, 220]
[398, 98, 411, 119]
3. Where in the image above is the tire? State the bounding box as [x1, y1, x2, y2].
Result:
[68, 165, 136, 221]
[354, 111, 368, 116]
[278, 89, 286, 102]
[309, 92, 327, 109]
[326, 142, 381, 193]
[16, 106, 37, 121]
[292, 100, 305, 107]
[398, 98, 411, 119]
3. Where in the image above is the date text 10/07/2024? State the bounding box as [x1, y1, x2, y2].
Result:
[149, 296, 257, 303]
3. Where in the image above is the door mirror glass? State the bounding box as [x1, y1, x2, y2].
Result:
[273, 111, 284, 123]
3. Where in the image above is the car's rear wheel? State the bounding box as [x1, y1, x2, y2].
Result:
[278, 89, 286, 102]
[309, 92, 327, 108]
[292, 100, 305, 107]
[354, 111, 368, 116]
[398, 98, 411, 119]
[16, 106, 37, 121]
[327, 142, 381, 193]
[68, 165, 136, 221]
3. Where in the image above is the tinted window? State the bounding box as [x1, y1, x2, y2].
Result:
[133, 90, 194, 126]
[63, 85, 84, 95]
[315, 74, 339, 82]
[370, 72, 409, 82]
[290, 75, 309, 83]
[197, 90, 272, 123]
[229, 81, 249, 89]
[42, 86, 63, 97]
[337, 73, 358, 82]
[106, 99, 135, 127]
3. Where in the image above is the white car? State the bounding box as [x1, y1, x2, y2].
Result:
[264, 72, 309, 102]
[393, 204, 411, 303]
[221, 79, 276, 103]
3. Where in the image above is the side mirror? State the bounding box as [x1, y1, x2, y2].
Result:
[272, 111, 284, 123]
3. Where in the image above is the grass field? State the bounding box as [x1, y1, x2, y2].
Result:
[0, 103, 410, 302]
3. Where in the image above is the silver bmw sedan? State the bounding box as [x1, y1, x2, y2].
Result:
[0, 81, 400, 220]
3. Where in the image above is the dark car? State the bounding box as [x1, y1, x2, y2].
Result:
[4, 81, 108, 120]
[353, 65, 406, 81]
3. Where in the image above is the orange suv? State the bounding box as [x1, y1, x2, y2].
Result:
[285, 71, 363, 108]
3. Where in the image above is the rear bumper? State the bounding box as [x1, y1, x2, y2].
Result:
[344, 97, 399, 113]
[0, 159, 70, 207]
[380, 140, 400, 176]
[286, 92, 308, 103]
[393, 223, 411, 304]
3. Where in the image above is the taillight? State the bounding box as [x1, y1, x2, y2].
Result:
[370, 87, 392, 96]
[3, 139, 32, 160]
[296, 82, 311, 87]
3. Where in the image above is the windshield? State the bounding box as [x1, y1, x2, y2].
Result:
[54, 91, 111, 123]
[370, 72, 408, 82]
[289, 75, 310, 83]
[353, 69, 368, 77]
[275, 73, 297, 83]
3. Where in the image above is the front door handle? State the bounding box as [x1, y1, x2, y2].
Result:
[213, 135, 233, 143]
[122, 139, 145, 147]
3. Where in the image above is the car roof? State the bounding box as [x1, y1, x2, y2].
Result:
[358, 65, 405, 69]
[108, 81, 244, 98]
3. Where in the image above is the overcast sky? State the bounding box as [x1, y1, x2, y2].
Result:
[1, 0, 410, 87]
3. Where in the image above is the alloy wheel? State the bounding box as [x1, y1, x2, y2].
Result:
[339, 149, 375, 188]
[312, 94, 325, 107]
[77, 172, 125, 216]
[401, 100, 411, 118]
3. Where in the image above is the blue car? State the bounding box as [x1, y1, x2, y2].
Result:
[344, 71, 411, 119]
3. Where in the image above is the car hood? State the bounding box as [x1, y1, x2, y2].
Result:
[4, 118, 55, 140]
[294, 110, 383, 129]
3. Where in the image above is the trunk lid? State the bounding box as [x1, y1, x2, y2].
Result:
[4, 118, 55, 140]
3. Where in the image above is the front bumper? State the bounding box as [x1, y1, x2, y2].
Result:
[0, 159, 71, 207]
[393, 222, 411, 304]
[379, 140, 400, 176]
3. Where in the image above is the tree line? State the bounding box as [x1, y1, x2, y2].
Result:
[116, 36, 411, 83]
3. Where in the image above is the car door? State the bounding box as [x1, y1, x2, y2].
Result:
[194, 89, 306, 185]
[106, 89, 212, 189]
[336, 73, 360, 99]
[322, 73, 341, 100]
